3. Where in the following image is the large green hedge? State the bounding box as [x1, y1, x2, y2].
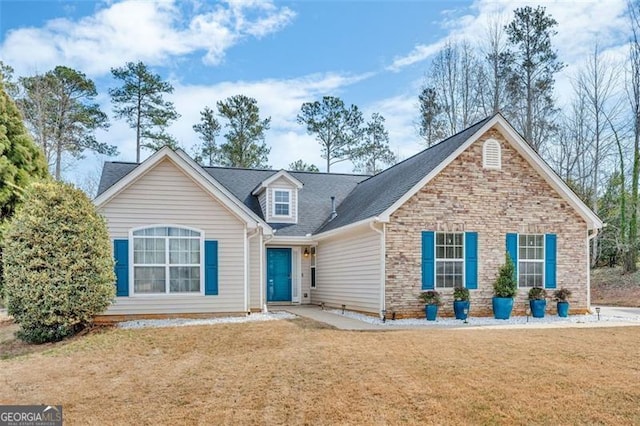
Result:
[2, 181, 115, 343]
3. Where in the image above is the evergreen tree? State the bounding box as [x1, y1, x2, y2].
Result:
[504, 6, 563, 152]
[19, 66, 115, 179]
[297, 96, 364, 172]
[418, 87, 446, 147]
[192, 106, 221, 166]
[288, 160, 319, 172]
[217, 95, 271, 168]
[352, 113, 397, 175]
[109, 61, 179, 162]
[0, 83, 48, 296]
[0, 61, 19, 99]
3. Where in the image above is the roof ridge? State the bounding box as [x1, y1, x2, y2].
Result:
[353, 114, 496, 186]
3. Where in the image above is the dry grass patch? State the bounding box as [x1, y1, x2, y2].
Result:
[592, 266, 640, 307]
[1, 318, 639, 425]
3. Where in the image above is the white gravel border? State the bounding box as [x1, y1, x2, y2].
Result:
[327, 309, 640, 327]
[118, 311, 296, 329]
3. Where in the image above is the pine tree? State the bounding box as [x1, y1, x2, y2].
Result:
[18, 66, 115, 179]
[192, 106, 221, 166]
[352, 113, 397, 175]
[297, 96, 364, 172]
[504, 6, 563, 152]
[109, 61, 179, 162]
[288, 160, 319, 172]
[217, 95, 271, 168]
[418, 87, 445, 147]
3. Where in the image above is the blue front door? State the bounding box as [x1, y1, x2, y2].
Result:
[267, 248, 292, 302]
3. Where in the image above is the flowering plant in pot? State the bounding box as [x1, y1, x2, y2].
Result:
[528, 287, 547, 318]
[453, 287, 470, 320]
[493, 253, 517, 319]
[553, 288, 572, 317]
[418, 290, 441, 321]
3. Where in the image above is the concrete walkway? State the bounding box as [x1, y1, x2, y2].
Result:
[282, 305, 640, 331]
[283, 305, 385, 330]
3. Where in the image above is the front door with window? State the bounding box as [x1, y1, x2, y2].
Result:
[267, 248, 292, 302]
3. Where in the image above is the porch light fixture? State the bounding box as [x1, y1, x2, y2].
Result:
[596, 306, 601, 320]
[304, 248, 309, 258]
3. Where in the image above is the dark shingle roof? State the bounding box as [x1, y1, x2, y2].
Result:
[316, 115, 494, 233]
[204, 167, 367, 236]
[96, 115, 494, 236]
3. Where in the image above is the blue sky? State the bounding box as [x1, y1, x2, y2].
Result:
[0, 0, 632, 187]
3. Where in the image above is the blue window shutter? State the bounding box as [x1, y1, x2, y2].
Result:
[506, 233, 518, 282]
[421, 231, 435, 290]
[464, 232, 478, 290]
[113, 239, 129, 297]
[205, 240, 219, 295]
[545, 234, 557, 289]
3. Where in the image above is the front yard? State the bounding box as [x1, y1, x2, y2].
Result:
[1, 317, 639, 425]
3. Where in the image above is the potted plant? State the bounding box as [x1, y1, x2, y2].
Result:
[493, 253, 517, 319]
[553, 288, 572, 317]
[453, 287, 470, 320]
[418, 290, 441, 321]
[528, 287, 547, 318]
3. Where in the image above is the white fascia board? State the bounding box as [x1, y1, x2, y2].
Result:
[268, 235, 316, 246]
[95, 147, 272, 234]
[251, 169, 303, 195]
[174, 149, 272, 232]
[312, 217, 380, 241]
[377, 117, 498, 222]
[492, 119, 603, 230]
[377, 114, 602, 230]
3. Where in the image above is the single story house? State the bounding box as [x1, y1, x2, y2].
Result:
[95, 113, 602, 319]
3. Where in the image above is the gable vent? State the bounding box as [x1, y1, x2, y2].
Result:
[483, 138, 501, 170]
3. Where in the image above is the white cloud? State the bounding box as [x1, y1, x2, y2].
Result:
[387, 40, 447, 72]
[1, 0, 296, 76]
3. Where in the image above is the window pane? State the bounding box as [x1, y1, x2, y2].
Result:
[275, 203, 289, 216]
[445, 247, 454, 258]
[170, 267, 200, 293]
[436, 262, 444, 275]
[436, 246, 445, 258]
[134, 267, 166, 293]
[454, 247, 463, 259]
[436, 233, 444, 245]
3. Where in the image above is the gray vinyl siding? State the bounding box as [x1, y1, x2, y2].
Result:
[313, 227, 382, 313]
[266, 176, 298, 223]
[99, 158, 246, 315]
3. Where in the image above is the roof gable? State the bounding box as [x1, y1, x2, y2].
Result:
[317, 113, 601, 233]
[94, 147, 270, 232]
[252, 170, 303, 195]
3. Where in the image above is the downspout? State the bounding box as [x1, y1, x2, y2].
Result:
[247, 227, 260, 314]
[586, 227, 600, 311]
[262, 232, 275, 312]
[370, 218, 386, 317]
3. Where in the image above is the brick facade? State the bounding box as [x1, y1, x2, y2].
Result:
[385, 127, 590, 318]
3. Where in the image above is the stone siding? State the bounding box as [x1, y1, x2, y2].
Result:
[385, 127, 590, 318]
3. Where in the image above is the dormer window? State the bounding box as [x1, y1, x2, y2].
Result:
[273, 189, 291, 217]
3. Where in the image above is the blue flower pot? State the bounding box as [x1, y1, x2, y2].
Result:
[453, 300, 470, 320]
[492, 297, 513, 320]
[557, 301, 569, 317]
[530, 299, 546, 318]
[425, 304, 438, 321]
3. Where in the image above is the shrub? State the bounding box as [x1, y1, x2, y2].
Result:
[2, 181, 115, 343]
[553, 288, 572, 302]
[453, 287, 470, 301]
[418, 290, 441, 306]
[494, 253, 517, 298]
[528, 287, 547, 300]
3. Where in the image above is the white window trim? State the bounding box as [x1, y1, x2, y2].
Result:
[482, 138, 502, 170]
[517, 233, 545, 289]
[129, 224, 205, 297]
[434, 232, 465, 290]
[272, 188, 293, 218]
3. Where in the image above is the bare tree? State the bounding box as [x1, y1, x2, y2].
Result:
[479, 14, 510, 115]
